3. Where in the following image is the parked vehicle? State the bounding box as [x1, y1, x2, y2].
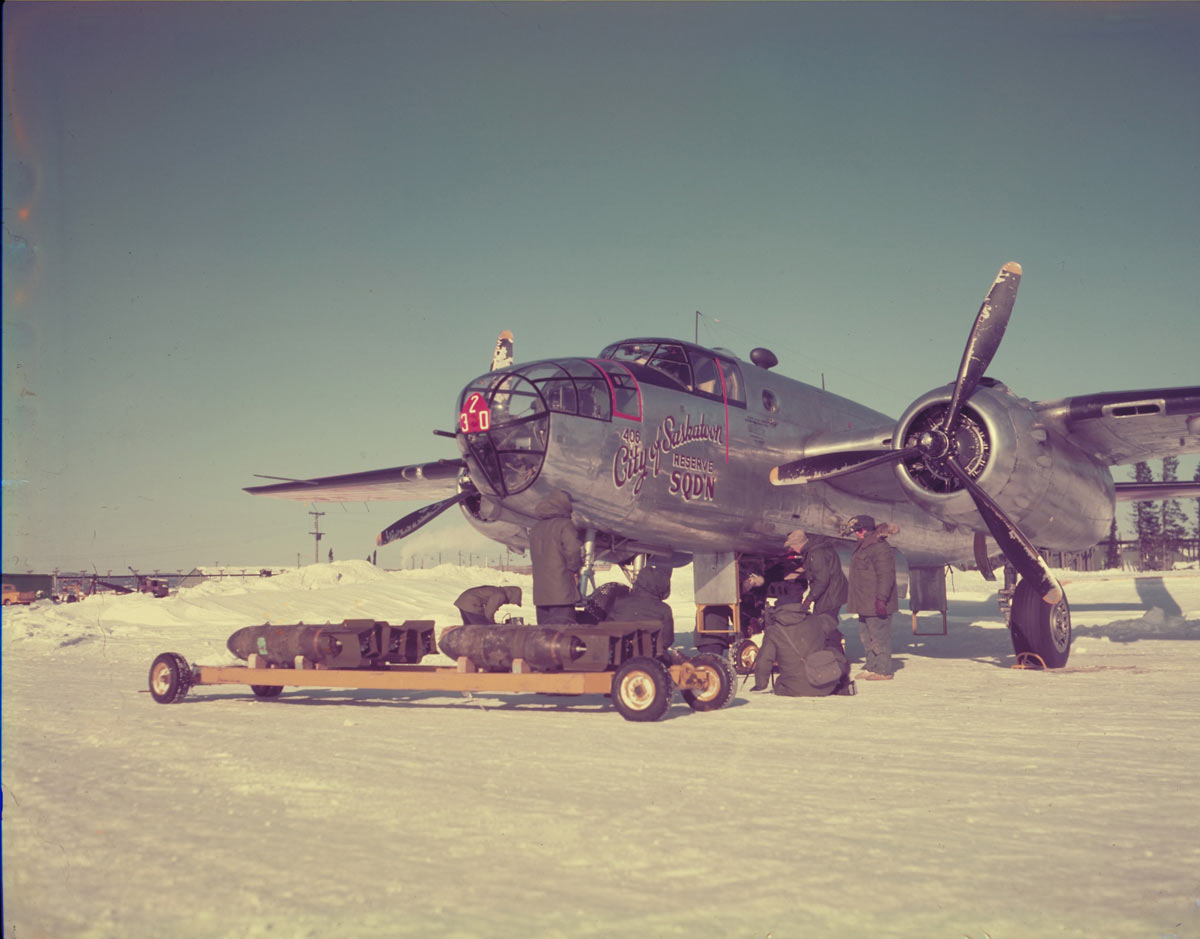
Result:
[3, 583, 41, 605]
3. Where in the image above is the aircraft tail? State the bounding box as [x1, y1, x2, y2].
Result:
[491, 330, 515, 371]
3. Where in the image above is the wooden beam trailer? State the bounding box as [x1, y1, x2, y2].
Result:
[147, 619, 737, 722]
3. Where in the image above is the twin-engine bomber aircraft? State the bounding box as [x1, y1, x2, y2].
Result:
[248, 263, 1200, 668]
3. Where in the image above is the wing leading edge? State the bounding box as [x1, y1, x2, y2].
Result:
[245, 459, 465, 503]
[1035, 386, 1200, 466]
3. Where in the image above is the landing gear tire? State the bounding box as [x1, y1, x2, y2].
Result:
[681, 652, 736, 712]
[611, 656, 674, 722]
[1010, 578, 1071, 669]
[250, 683, 284, 699]
[148, 652, 192, 704]
[733, 638, 759, 675]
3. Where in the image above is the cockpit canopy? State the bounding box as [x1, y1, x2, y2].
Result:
[599, 339, 745, 405]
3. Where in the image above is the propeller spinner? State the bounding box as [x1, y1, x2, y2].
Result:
[771, 263, 1061, 603]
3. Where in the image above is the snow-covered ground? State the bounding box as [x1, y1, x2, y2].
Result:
[3, 561, 1199, 938]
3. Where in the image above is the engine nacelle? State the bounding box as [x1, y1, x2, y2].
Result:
[893, 381, 1114, 552]
[459, 491, 531, 552]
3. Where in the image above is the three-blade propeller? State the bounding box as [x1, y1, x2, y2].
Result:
[771, 262, 1060, 602]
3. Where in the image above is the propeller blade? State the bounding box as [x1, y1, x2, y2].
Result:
[770, 448, 914, 486]
[942, 262, 1021, 432]
[943, 459, 1062, 604]
[377, 492, 467, 546]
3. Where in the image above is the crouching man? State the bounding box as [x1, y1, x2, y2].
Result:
[453, 585, 523, 625]
[750, 607, 850, 697]
[607, 565, 675, 649]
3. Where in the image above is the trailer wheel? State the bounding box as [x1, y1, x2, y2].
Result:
[1010, 579, 1071, 669]
[148, 652, 192, 704]
[611, 656, 674, 722]
[250, 684, 284, 699]
[733, 638, 759, 675]
[681, 652, 736, 712]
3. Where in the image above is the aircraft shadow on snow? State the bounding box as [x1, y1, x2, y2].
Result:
[187, 686, 751, 719]
[891, 578, 1197, 668]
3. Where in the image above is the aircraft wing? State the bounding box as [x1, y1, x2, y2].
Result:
[245, 459, 465, 502]
[1113, 480, 1200, 502]
[1034, 386, 1200, 466]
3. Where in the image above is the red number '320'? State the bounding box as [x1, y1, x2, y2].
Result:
[459, 393, 491, 433]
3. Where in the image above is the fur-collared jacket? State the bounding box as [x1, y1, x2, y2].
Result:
[845, 523, 899, 618]
[528, 489, 584, 607]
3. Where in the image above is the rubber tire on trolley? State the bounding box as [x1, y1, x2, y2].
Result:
[733, 638, 759, 675]
[1010, 578, 1071, 669]
[148, 652, 192, 704]
[611, 656, 674, 722]
[250, 683, 284, 699]
[681, 652, 736, 712]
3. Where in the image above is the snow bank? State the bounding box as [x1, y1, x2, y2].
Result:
[3, 564, 1199, 938]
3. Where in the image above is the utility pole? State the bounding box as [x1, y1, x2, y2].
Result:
[308, 510, 325, 565]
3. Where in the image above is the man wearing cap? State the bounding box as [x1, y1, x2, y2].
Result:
[783, 529, 849, 651]
[843, 515, 899, 680]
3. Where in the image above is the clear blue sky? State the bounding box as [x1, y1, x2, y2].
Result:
[4, 2, 1198, 572]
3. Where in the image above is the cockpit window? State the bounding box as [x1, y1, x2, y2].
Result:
[689, 349, 721, 395]
[601, 341, 689, 390]
[589, 359, 641, 421]
[718, 358, 744, 405]
[648, 345, 691, 388]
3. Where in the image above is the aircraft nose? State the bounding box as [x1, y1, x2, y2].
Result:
[456, 370, 548, 496]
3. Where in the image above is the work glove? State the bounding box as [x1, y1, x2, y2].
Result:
[875, 599, 888, 618]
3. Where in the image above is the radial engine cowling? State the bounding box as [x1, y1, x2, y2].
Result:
[892, 381, 1114, 552]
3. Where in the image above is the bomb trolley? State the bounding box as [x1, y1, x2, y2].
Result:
[147, 618, 736, 722]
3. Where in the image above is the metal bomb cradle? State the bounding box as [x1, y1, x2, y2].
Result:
[147, 618, 736, 722]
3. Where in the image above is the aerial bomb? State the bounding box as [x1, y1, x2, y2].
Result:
[227, 624, 341, 666]
[227, 619, 435, 668]
[439, 625, 587, 672]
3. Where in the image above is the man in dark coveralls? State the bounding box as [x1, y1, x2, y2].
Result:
[750, 608, 848, 696]
[607, 565, 675, 649]
[779, 528, 849, 653]
[528, 489, 584, 624]
[453, 585, 523, 625]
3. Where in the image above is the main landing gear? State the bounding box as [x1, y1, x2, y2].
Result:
[1008, 577, 1071, 669]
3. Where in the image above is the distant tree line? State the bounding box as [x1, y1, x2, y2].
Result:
[1125, 457, 1200, 571]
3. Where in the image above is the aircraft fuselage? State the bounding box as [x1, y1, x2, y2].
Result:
[454, 338, 982, 566]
